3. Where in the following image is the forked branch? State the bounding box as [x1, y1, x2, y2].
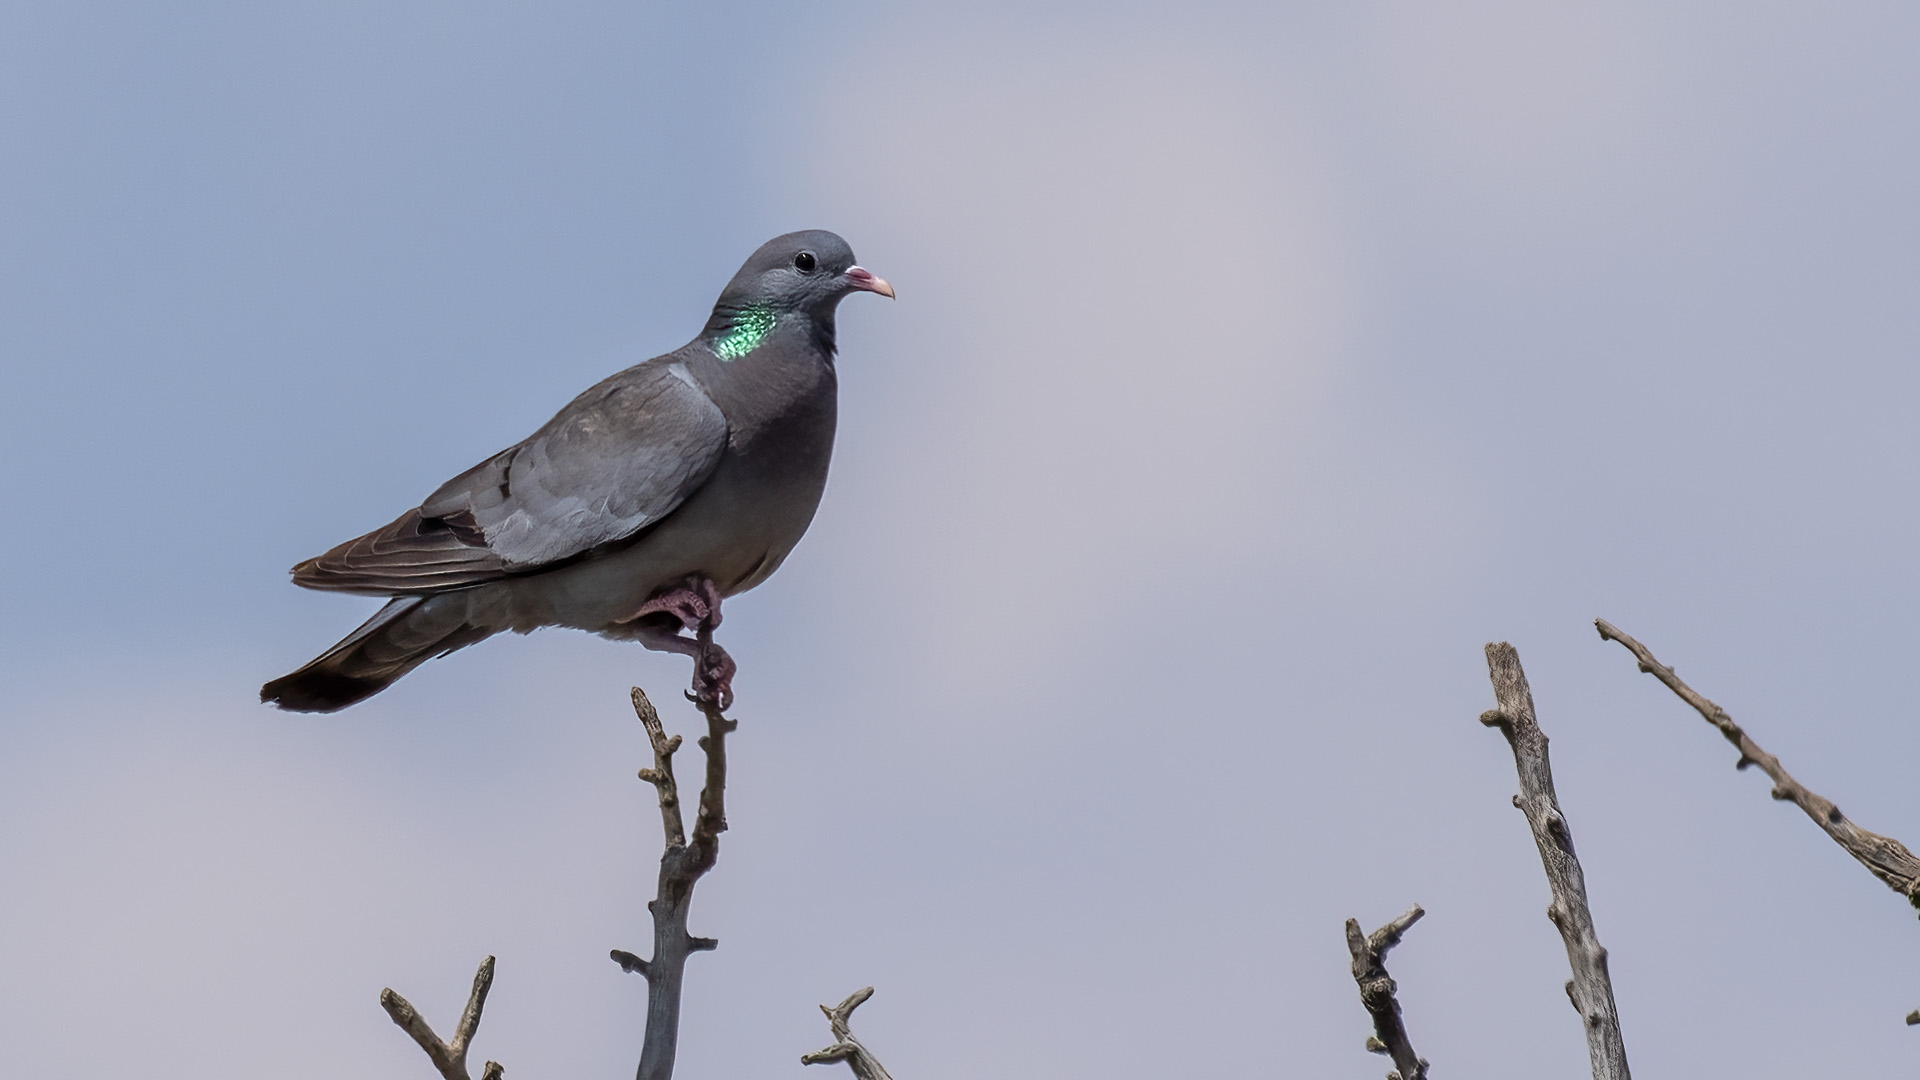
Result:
[1595, 618, 1920, 910]
[1482, 642, 1631, 1080]
[380, 955, 504, 1080]
[1345, 904, 1428, 1080]
[802, 986, 897, 1080]
[614, 686, 738, 1080]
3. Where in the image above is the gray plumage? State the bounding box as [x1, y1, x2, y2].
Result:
[264, 230, 892, 712]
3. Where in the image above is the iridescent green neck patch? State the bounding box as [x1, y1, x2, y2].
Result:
[712, 305, 776, 360]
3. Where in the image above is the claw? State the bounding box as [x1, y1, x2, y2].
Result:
[692, 642, 736, 711]
[624, 576, 733, 709]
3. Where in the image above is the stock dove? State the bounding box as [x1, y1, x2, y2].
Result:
[262, 230, 892, 712]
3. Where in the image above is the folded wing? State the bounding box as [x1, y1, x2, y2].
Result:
[293, 361, 729, 594]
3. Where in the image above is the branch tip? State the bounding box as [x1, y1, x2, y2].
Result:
[381, 956, 498, 1080]
[1604, 617, 1920, 908]
[803, 986, 893, 1079]
[1346, 905, 1429, 1079]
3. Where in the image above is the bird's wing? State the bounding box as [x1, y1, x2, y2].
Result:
[293, 361, 729, 594]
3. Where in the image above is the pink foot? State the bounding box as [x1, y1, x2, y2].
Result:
[624, 576, 735, 710]
[626, 576, 724, 633]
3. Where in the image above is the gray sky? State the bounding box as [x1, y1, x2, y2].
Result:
[4, 3, 1919, 1076]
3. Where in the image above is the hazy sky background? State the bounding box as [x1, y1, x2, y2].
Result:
[4, 3, 1919, 1076]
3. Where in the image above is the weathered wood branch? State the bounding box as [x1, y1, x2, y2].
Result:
[380, 955, 505, 1080]
[801, 986, 897, 1080]
[1345, 904, 1428, 1080]
[1595, 618, 1920, 911]
[1481, 642, 1631, 1080]
[614, 686, 738, 1080]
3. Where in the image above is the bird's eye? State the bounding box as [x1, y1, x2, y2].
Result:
[793, 251, 817, 273]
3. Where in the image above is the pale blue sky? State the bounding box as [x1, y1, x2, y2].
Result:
[4, 3, 1919, 1076]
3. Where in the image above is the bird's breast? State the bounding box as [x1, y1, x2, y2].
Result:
[495, 356, 839, 632]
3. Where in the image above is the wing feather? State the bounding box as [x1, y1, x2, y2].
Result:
[294, 360, 727, 595]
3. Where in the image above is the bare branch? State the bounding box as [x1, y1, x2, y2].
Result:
[1345, 904, 1428, 1080]
[613, 687, 739, 1080]
[690, 694, 737, 857]
[376, 685, 740, 1080]
[380, 956, 504, 1080]
[802, 987, 896, 1080]
[1482, 642, 1631, 1080]
[1595, 618, 1920, 911]
[632, 687, 686, 849]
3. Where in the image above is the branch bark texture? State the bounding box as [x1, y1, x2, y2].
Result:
[1595, 618, 1920, 911]
[1482, 642, 1631, 1080]
[1345, 904, 1428, 1080]
[801, 987, 897, 1080]
[613, 686, 736, 1080]
[380, 955, 505, 1080]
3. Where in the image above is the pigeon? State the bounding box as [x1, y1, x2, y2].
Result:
[262, 230, 893, 713]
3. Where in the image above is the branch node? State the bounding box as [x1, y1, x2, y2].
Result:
[687, 935, 719, 953]
[610, 949, 651, 978]
[1479, 708, 1507, 727]
[1544, 808, 1571, 844]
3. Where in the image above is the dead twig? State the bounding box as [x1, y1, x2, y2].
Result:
[1345, 904, 1428, 1080]
[1597, 618, 1920, 1025]
[614, 686, 737, 1080]
[380, 956, 505, 1080]
[1595, 618, 1920, 910]
[802, 987, 896, 1080]
[1482, 642, 1631, 1080]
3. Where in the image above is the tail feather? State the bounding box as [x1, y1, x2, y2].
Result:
[262, 596, 494, 713]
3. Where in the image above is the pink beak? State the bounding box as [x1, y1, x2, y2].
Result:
[842, 265, 895, 299]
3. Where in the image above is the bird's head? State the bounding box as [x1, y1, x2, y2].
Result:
[704, 231, 892, 359]
[719, 230, 893, 310]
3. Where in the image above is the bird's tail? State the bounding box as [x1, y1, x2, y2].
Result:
[262, 595, 495, 713]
